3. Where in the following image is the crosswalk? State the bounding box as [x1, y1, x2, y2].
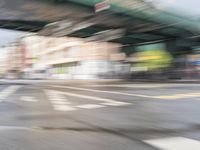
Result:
[0, 85, 133, 112]
[45, 89, 132, 111]
[144, 137, 200, 150]
[20, 96, 38, 102]
[0, 85, 21, 102]
[0, 84, 200, 112]
[45, 90, 76, 111]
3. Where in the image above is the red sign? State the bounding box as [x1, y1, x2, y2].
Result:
[95, 0, 110, 13]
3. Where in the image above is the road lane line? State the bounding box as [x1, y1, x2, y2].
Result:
[144, 137, 200, 150]
[89, 83, 200, 88]
[50, 85, 200, 100]
[49, 85, 153, 98]
[55, 90, 132, 106]
[0, 85, 21, 102]
[20, 96, 38, 102]
[76, 104, 105, 109]
[88, 84, 174, 88]
[45, 90, 76, 111]
[155, 93, 200, 99]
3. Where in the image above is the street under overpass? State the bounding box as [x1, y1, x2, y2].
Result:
[0, 0, 199, 55]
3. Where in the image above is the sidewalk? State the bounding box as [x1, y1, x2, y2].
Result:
[0, 78, 200, 85]
[0, 79, 124, 85]
[127, 78, 200, 84]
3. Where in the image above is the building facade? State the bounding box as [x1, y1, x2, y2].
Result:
[21, 34, 126, 79]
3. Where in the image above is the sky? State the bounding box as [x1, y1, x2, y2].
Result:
[0, 29, 25, 47]
[151, 0, 200, 17]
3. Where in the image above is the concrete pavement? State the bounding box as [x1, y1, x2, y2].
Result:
[0, 80, 200, 150]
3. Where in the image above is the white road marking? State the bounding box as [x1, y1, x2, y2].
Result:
[155, 93, 200, 99]
[101, 101, 131, 106]
[54, 105, 76, 111]
[45, 90, 76, 111]
[0, 86, 21, 101]
[49, 85, 152, 98]
[88, 83, 200, 88]
[144, 137, 200, 150]
[20, 96, 38, 102]
[50, 85, 200, 100]
[51, 101, 69, 105]
[76, 104, 105, 109]
[56, 90, 132, 106]
[88, 84, 175, 88]
[45, 88, 132, 111]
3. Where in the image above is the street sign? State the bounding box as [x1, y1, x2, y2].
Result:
[95, 0, 110, 13]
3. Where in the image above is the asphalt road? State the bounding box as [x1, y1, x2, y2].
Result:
[1, 80, 200, 150]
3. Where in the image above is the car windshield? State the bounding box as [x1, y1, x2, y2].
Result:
[0, 0, 200, 150]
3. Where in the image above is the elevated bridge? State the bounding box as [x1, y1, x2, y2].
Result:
[0, 0, 199, 54]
